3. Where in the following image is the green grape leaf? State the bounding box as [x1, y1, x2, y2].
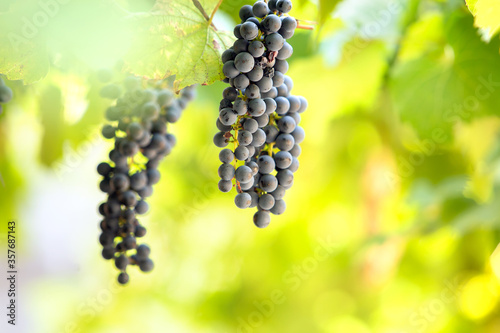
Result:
[465, 0, 500, 37]
[124, 0, 235, 91]
[0, 1, 50, 84]
[390, 11, 500, 141]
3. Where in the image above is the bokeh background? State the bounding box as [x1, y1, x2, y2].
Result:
[2, 0, 500, 332]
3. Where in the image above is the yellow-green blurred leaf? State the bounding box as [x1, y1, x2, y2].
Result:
[39, 85, 64, 166]
[390, 11, 500, 140]
[466, 0, 500, 37]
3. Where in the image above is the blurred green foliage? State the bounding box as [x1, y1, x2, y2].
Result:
[2, 0, 500, 332]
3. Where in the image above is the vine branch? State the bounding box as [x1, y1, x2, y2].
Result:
[192, 0, 218, 31]
[208, 0, 224, 27]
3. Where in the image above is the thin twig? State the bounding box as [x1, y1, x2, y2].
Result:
[296, 19, 318, 25]
[208, 0, 224, 27]
[192, 0, 218, 30]
[297, 25, 315, 31]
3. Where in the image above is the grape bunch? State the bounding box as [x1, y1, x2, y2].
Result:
[214, 0, 308, 228]
[97, 72, 196, 284]
[0, 77, 13, 115]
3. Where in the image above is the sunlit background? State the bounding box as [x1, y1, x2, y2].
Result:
[2, 0, 500, 332]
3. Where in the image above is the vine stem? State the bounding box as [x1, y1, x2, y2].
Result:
[297, 25, 314, 31]
[192, 0, 218, 30]
[208, 0, 224, 28]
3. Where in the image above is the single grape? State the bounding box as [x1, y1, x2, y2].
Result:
[264, 98, 277, 115]
[275, 60, 289, 74]
[276, 0, 292, 13]
[245, 84, 261, 99]
[238, 130, 253, 146]
[235, 165, 253, 183]
[258, 155, 276, 174]
[253, 1, 269, 18]
[243, 118, 259, 133]
[253, 211, 271, 228]
[135, 200, 149, 214]
[247, 66, 264, 82]
[264, 33, 285, 51]
[219, 108, 238, 126]
[291, 126, 305, 144]
[274, 151, 293, 169]
[248, 99, 266, 117]
[117, 272, 129, 285]
[235, 52, 255, 73]
[252, 129, 267, 147]
[235, 146, 250, 161]
[234, 24, 243, 39]
[259, 174, 279, 192]
[277, 116, 296, 133]
[281, 16, 297, 32]
[276, 134, 295, 151]
[219, 149, 235, 164]
[235, 192, 252, 209]
[233, 99, 248, 115]
[222, 49, 237, 63]
[139, 258, 154, 272]
[270, 199, 286, 215]
[136, 244, 151, 259]
[102, 246, 115, 260]
[233, 74, 251, 90]
[97, 162, 112, 176]
[218, 180, 233, 193]
[146, 169, 161, 185]
[223, 61, 240, 79]
[259, 194, 275, 210]
[256, 114, 269, 127]
[115, 255, 128, 270]
[214, 132, 230, 148]
[262, 14, 281, 33]
[248, 41, 265, 58]
[219, 164, 236, 181]
[277, 169, 294, 188]
[234, 39, 249, 53]
[256, 77, 273, 93]
[275, 96, 290, 115]
[111, 174, 130, 192]
[240, 21, 259, 41]
[273, 71, 285, 88]
[287, 95, 301, 113]
[277, 42, 293, 60]
[239, 5, 254, 21]
[223, 87, 238, 101]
